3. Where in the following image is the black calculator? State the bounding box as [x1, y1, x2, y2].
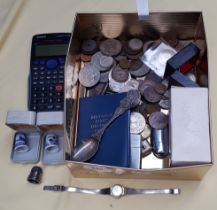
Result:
[28, 33, 71, 112]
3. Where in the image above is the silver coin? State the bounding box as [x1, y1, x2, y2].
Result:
[128, 38, 143, 52]
[142, 86, 162, 103]
[127, 51, 143, 60]
[130, 64, 150, 77]
[111, 68, 130, 83]
[141, 124, 151, 139]
[130, 112, 146, 134]
[159, 99, 170, 110]
[78, 63, 100, 87]
[154, 83, 167, 95]
[99, 55, 114, 71]
[81, 39, 97, 55]
[100, 39, 122, 56]
[100, 70, 110, 83]
[149, 111, 168, 129]
[91, 51, 103, 70]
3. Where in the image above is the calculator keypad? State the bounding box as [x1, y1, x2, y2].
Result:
[30, 58, 64, 112]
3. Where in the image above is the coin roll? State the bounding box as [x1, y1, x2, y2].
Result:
[151, 126, 169, 158]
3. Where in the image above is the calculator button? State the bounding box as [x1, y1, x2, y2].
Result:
[59, 75, 64, 79]
[55, 85, 63, 91]
[33, 86, 39, 91]
[39, 105, 46, 110]
[48, 98, 55, 103]
[33, 66, 39, 70]
[40, 92, 47, 97]
[40, 66, 45, 70]
[56, 98, 62, 103]
[48, 86, 55, 91]
[56, 92, 63, 97]
[60, 65, 64, 70]
[53, 70, 58, 74]
[46, 75, 51, 80]
[33, 76, 38, 80]
[58, 79, 64, 84]
[41, 86, 46, 91]
[52, 80, 57, 84]
[31, 105, 37, 111]
[47, 71, 52, 75]
[52, 75, 58, 79]
[47, 105, 54, 110]
[55, 104, 63, 110]
[32, 93, 38, 98]
[33, 81, 38, 85]
[40, 98, 47, 104]
[59, 70, 64, 75]
[46, 80, 51, 85]
[48, 92, 54, 97]
[39, 60, 45, 65]
[39, 76, 45, 80]
[32, 99, 37, 104]
[46, 59, 58, 69]
[33, 71, 39, 76]
[33, 60, 39, 65]
[40, 71, 45, 75]
[39, 81, 45, 85]
[58, 58, 65, 64]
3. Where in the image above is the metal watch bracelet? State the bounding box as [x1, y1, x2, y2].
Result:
[43, 184, 180, 198]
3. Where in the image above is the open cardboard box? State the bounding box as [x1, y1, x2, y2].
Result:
[64, 12, 213, 180]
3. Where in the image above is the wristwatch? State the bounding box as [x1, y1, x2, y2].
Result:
[43, 184, 180, 198]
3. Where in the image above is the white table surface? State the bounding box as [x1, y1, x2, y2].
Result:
[0, 0, 217, 209]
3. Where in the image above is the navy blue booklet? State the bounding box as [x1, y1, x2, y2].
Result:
[76, 93, 130, 167]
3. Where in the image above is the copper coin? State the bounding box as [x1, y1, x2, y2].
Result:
[129, 59, 143, 71]
[154, 83, 167, 95]
[159, 99, 170, 110]
[130, 64, 150, 77]
[88, 82, 108, 96]
[138, 80, 155, 95]
[149, 111, 168, 129]
[128, 38, 143, 52]
[127, 51, 143, 60]
[111, 68, 130, 83]
[80, 54, 92, 62]
[119, 58, 130, 69]
[100, 39, 122, 56]
[146, 71, 162, 83]
[142, 86, 162, 103]
[145, 103, 161, 114]
[81, 39, 97, 55]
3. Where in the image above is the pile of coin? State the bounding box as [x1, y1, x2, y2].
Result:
[77, 36, 208, 160]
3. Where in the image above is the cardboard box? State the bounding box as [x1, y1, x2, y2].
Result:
[64, 13, 212, 180]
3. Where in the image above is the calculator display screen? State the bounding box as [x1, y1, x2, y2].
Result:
[35, 44, 68, 56]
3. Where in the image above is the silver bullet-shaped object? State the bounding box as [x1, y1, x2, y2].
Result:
[151, 126, 169, 158]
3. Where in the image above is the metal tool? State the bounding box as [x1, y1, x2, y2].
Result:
[71, 90, 141, 162]
[43, 184, 180, 198]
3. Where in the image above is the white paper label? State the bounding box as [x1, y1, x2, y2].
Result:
[136, 0, 149, 19]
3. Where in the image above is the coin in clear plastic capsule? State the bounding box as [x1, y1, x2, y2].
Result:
[130, 112, 146, 134]
[14, 132, 29, 153]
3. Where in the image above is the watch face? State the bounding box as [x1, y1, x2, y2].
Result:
[111, 185, 124, 198]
